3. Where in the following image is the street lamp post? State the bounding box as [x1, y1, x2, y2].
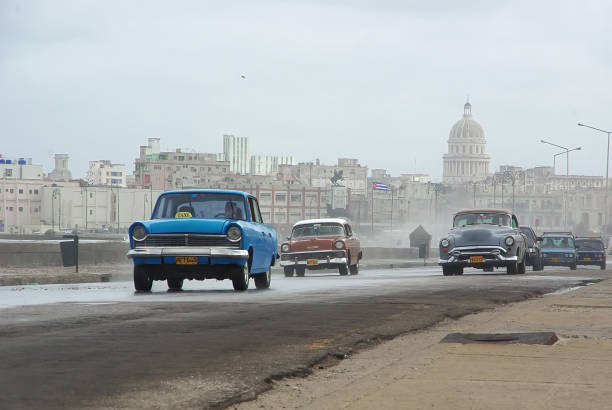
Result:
[578, 122, 611, 227]
[540, 139, 581, 176]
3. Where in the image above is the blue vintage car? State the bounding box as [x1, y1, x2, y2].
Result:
[540, 232, 577, 270]
[575, 236, 606, 270]
[127, 190, 278, 291]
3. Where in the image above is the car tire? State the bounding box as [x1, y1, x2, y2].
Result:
[442, 266, 455, 276]
[134, 265, 153, 292]
[456, 267, 464, 275]
[601, 263, 606, 270]
[517, 254, 526, 274]
[232, 263, 250, 291]
[349, 261, 359, 275]
[506, 261, 518, 275]
[339, 262, 349, 276]
[167, 278, 184, 290]
[255, 266, 272, 290]
[284, 267, 294, 277]
[296, 266, 306, 277]
[570, 264, 577, 270]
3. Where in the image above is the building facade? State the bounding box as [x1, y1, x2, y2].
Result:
[86, 160, 127, 187]
[250, 155, 296, 176]
[442, 102, 490, 184]
[48, 154, 72, 181]
[277, 158, 369, 195]
[133, 138, 231, 191]
[223, 134, 249, 175]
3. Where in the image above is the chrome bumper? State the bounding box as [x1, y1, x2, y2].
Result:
[280, 250, 347, 267]
[439, 246, 517, 265]
[127, 247, 249, 259]
[280, 257, 347, 267]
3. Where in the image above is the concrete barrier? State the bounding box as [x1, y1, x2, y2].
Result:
[0, 241, 130, 267]
[361, 247, 419, 259]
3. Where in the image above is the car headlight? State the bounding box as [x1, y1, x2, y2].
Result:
[334, 240, 345, 249]
[281, 243, 290, 252]
[566, 253, 574, 258]
[131, 225, 147, 241]
[505, 236, 514, 246]
[226, 226, 242, 242]
[441, 239, 450, 247]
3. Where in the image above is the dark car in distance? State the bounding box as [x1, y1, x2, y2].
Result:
[519, 226, 543, 271]
[575, 236, 606, 270]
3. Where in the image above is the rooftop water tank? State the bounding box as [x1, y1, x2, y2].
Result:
[18, 159, 26, 165]
[0, 159, 5, 164]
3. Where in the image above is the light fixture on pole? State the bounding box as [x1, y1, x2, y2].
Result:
[540, 139, 581, 176]
[578, 122, 611, 227]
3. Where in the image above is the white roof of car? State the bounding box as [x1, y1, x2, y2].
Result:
[292, 218, 347, 228]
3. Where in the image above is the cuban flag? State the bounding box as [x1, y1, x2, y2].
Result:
[372, 182, 389, 191]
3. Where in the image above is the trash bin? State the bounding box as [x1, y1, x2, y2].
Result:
[60, 240, 76, 267]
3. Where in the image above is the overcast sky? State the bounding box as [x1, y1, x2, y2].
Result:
[1, 0, 611, 181]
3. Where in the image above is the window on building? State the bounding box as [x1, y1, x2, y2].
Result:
[5, 169, 12, 177]
[9, 189, 14, 193]
[275, 193, 286, 202]
[18, 207, 23, 212]
[178, 156, 185, 161]
[29, 189, 32, 194]
[34, 207, 38, 213]
[290, 193, 302, 203]
[90, 210, 93, 215]
[9, 207, 13, 211]
[34, 189, 38, 194]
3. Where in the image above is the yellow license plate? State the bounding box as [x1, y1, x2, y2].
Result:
[306, 259, 319, 266]
[470, 256, 484, 263]
[552, 257, 560, 262]
[176, 256, 197, 265]
[583, 257, 591, 261]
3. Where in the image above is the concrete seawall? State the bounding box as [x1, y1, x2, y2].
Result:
[0, 241, 428, 267]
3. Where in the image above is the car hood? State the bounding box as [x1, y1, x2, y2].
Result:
[288, 237, 341, 252]
[141, 218, 232, 235]
[448, 225, 516, 247]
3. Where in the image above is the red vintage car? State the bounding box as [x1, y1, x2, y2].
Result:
[280, 218, 362, 277]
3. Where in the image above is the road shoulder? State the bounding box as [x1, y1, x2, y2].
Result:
[236, 277, 612, 410]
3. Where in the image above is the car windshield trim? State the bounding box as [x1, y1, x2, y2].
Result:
[152, 193, 247, 220]
[453, 213, 511, 227]
[291, 223, 345, 238]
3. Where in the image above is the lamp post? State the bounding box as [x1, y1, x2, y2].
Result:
[540, 139, 581, 176]
[578, 122, 611, 227]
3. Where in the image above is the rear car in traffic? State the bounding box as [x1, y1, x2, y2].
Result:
[438, 209, 528, 275]
[540, 232, 577, 270]
[519, 225, 543, 271]
[575, 236, 606, 270]
[127, 190, 277, 291]
[280, 218, 361, 277]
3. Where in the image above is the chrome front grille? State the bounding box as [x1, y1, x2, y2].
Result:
[134, 234, 240, 248]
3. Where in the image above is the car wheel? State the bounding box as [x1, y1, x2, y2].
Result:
[349, 260, 359, 275]
[232, 263, 250, 291]
[570, 264, 577, 270]
[339, 262, 349, 276]
[601, 263, 606, 270]
[456, 267, 464, 275]
[296, 266, 306, 277]
[167, 278, 184, 290]
[134, 265, 153, 292]
[255, 266, 272, 290]
[284, 267, 294, 277]
[506, 261, 518, 275]
[442, 266, 455, 276]
[517, 253, 526, 274]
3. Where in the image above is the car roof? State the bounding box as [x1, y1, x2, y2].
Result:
[575, 236, 604, 240]
[455, 209, 513, 215]
[160, 189, 252, 197]
[292, 218, 347, 228]
[542, 232, 574, 237]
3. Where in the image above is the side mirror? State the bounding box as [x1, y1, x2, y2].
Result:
[536, 237, 543, 242]
[286, 236, 291, 241]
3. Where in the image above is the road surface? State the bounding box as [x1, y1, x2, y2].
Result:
[0, 266, 604, 409]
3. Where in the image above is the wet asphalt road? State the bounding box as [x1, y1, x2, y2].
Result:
[0, 266, 606, 409]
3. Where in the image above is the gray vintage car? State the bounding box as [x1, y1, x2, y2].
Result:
[438, 209, 528, 276]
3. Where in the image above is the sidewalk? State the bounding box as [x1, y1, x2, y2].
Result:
[237, 277, 612, 410]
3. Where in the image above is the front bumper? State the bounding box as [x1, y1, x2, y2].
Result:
[127, 247, 249, 260]
[280, 250, 347, 267]
[439, 246, 518, 267]
[576, 254, 605, 266]
[541, 255, 576, 266]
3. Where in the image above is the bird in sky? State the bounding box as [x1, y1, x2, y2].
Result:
[240, 74, 246, 79]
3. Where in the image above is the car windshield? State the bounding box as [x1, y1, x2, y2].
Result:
[152, 193, 247, 220]
[542, 236, 574, 249]
[454, 213, 510, 227]
[575, 239, 604, 250]
[292, 223, 345, 238]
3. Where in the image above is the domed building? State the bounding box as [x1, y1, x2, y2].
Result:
[442, 102, 490, 184]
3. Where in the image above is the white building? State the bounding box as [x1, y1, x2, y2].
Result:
[48, 154, 72, 181]
[250, 155, 296, 176]
[442, 102, 490, 184]
[0, 156, 44, 180]
[86, 160, 127, 187]
[223, 134, 249, 174]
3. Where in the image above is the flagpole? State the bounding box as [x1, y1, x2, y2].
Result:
[390, 187, 393, 235]
[371, 183, 374, 233]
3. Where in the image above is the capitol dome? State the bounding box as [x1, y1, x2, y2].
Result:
[449, 102, 485, 141]
[442, 101, 490, 184]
